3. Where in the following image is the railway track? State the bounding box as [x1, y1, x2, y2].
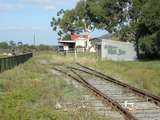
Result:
[53, 63, 160, 120]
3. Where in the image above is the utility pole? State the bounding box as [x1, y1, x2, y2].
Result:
[33, 32, 36, 46]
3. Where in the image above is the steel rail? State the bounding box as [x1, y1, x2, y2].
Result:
[53, 67, 138, 120]
[69, 63, 160, 106]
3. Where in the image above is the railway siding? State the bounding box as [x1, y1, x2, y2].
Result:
[53, 63, 160, 120]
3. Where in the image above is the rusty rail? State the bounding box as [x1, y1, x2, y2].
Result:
[53, 67, 138, 120]
[69, 63, 160, 106]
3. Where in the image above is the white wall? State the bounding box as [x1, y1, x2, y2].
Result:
[76, 40, 96, 52]
[75, 40, 86, 47]
[101, 39, 137, 61]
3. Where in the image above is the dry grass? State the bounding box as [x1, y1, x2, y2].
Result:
[48, 51, 160, 96]
[88, 60, 160, 96]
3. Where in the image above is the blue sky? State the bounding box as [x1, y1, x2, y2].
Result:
[0, 0, 106, 45]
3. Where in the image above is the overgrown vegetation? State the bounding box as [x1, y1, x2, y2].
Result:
[0, 51, 110, 120]
[0, 51, 159, 119]
[48, 52, 160, 96]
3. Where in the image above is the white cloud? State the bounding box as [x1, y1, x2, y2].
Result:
[0, 0, 78, 12]
[0, 26, 21, 31]
[0, 26, 43, 31]
[45, 6, 55, 11]
[0, 0, 57, 12]
[0, 2, 24, 12]
[24, 0, 56, 10]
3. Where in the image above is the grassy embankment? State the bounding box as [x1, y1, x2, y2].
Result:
[0, 51, 109, 120]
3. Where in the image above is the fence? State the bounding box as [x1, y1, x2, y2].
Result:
[0, 52, 33, 73]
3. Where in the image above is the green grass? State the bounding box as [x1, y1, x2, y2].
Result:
[0, 51, 110, 120]
[88, 60, 160, 96]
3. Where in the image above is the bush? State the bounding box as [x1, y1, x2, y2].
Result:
[139, 31, 160, 58]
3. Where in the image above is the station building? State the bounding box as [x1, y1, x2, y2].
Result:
[91, 34, 137, 61]
[59, 33, 96, 53]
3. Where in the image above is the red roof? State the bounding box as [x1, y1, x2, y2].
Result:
[71, 34, 89, 41]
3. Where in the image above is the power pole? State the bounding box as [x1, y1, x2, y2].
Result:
[33, 32, 36, 46]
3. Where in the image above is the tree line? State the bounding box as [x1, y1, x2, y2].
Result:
[0, 41, 54, 54]
[51, 0, 160, 59]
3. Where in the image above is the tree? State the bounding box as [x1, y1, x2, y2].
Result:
[52, 0, 134, 33]
[62, 34, 71, 40]
[17, 42, 23, 46]
[9, 40, 16, 48]
[118, 26, 135, 42]
[51, 0, 94, 39]
[0, 42, 9, 49]
[134, 0, 160, 58]
[51, 9, 74, 40]
[86, 0, 132, 32]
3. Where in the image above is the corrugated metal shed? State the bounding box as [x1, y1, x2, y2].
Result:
[90, 34, 137, 61]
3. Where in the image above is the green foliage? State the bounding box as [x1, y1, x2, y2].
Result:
[0, 42, 10, 49]
[87, 0, 130, 32]
[51, 9, 76, 38]
[51, 0, 131, 34]
[59, 10, 77, 33]
[50, 0, 94, 38]
[62, 34, 71, 40]
[35, 109, 57, 120]
[139, 32, 160, 57]
[118, 26, 135, 42]
[141, 0, 160, 33]
[135, 0, 160, 57]
[117, 0, 160, 58]
[129, 0, 147, 21]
